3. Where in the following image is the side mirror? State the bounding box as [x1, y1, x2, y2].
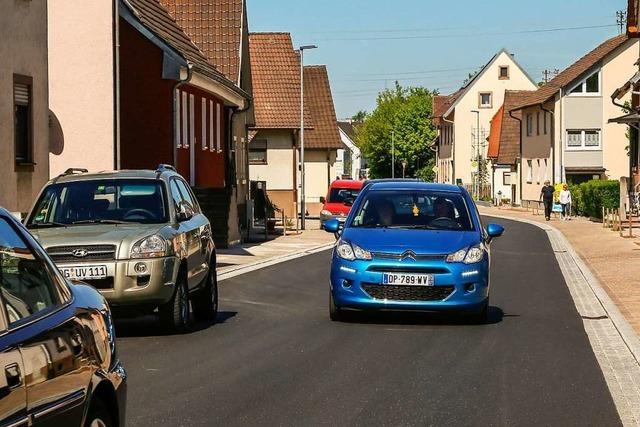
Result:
[343, 198, 354, 207]
[324, 219, 342, 234]
[176, 203, 194, 222]
[486, 223, 505, 240]
[320, 196, 326, 204]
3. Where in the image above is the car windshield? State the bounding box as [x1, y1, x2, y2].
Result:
[27, 179, 168, 228]
[350, 190, 474, 231]
[329, 188, 360, 204]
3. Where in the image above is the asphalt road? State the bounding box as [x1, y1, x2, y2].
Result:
[116, 218, 621, 426]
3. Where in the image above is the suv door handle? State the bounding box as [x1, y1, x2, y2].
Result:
[5, 363, 22, 388]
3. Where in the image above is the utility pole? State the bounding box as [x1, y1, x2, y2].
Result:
[542, 69, 559, 84]
[298, 44, 317, 231]
[391, 131, 395, 178]
[617, 10, 628, 34]
[471, 110, 480, 199]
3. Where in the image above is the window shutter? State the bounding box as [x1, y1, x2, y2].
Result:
[201, 98, 207, 151]
[181, 91, 188, 148]
[14, 83, 30, 105]
[216, 103, 222, 152]
[209, 100, 214, 151]
[189, 94, 195, 148]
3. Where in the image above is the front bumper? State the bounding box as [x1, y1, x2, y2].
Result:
[330, 256, 489, 312]
[59, 256, 180, 307]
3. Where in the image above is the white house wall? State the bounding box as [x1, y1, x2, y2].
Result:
[48, 0, 116, 177]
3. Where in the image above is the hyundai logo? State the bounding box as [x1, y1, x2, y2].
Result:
[72, 249, 89, 258]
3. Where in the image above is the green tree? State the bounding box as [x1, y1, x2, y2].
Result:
[355, 82, 437, 180]
[351, 110, 367, 124]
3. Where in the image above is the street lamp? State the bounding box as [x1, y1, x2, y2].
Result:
[471, 110, 480, 200]
[401, 160, 407, 178]
[299, 44, 317, 231]
[391, 130, 395, 178]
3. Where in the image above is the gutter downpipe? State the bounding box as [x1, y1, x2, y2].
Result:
[228, 95, 252, 239]
[443, 115, 455, 184]
[113, 0, 121, 169]
[508, 110, 523, 204]
[172, 65, 193, 168]
[559, 88, 565, 183]
[611, 91, 639, 200]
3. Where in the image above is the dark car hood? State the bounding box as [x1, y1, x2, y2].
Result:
[341, 227, 481, 255]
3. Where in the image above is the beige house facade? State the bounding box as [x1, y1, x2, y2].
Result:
[0, 0, 50, 214]
[432, 50, 537, 192]
[513, 35, 638, 202]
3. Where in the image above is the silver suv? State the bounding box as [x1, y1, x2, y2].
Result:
[25, 165, 217, 331]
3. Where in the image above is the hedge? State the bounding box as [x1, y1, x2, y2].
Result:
[570, 180, 619, 219]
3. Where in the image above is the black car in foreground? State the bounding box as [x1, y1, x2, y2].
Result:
[0, 208, 126, 426]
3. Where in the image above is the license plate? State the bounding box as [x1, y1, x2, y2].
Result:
[382, 273, 434, 286]
[59, 265, 108, 280]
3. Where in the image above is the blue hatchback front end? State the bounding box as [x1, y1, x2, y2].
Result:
[325, 181, 504, 321]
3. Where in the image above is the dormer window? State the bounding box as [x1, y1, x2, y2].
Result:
[569, 71, 600, 95]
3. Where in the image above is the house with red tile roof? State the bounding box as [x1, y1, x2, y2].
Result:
[248, 32, 343, 218]
[510, 34, 639, 202]
[431, 49, 537, 198]
[48, 0, 250, 247]
[157, 0, 255, 245]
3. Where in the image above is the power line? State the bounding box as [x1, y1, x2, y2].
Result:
[311, 24, 617, 42]
[542, 68, 560, 83]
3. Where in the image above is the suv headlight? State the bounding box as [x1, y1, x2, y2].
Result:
[446, 245, 485, 264]
[336, 240, 371, 261]
[131, 234, 167, 259]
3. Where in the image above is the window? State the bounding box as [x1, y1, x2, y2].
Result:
[169, 179, 183, 210]
[566, 130, 601, 150]
[181, 91, 188, 148]
[201, 98, 207, 151]
[526, 114, 533, 137]
[536, 159, 543, 184]
[216, 103, 222, 152]
[570, 71, 600, 95]
[526, 160, 533, 183]
[14, 75, 32, 164]
[499, 66, 509, 80]
[503, 172, 511, 185]
[536, 112, 540, 136]
[543, 159, 548, 182]
[174, 179, 200, 213]
[479, 92, 492, 108]
[543, 112, 548, 135]
[189, 94, 195, 148]
[0, 218, 62, 327]
[249, 140, 267, 164]
[209, 100, 214, 151]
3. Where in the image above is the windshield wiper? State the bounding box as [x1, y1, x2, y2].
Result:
[27, 221, 68, 229]
[71, 219, 131, 225]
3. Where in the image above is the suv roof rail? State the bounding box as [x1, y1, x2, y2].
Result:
[156, 164, 176, 172]
[63, 168, 89, 176]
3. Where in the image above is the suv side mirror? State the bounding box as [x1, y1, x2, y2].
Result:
[320, 196, 326, 204]
[176, 202, 194, 222]
[343, 197, 354, 207]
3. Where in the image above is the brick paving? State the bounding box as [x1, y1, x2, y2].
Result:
[481, 205, 640, 337]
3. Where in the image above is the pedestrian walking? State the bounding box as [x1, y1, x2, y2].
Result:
[540, 180, 555, 221]
[559, 184, 572, 220]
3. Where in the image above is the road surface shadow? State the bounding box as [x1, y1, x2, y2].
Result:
[114, 310, 237, 337]
[340, 306, 506, 326]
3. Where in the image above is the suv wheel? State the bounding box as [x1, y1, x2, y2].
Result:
[193, 260, 218, 322]
[84, 398, 112, 427]
[159, 271, 190, 332]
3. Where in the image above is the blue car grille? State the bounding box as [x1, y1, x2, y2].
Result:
[366, 266, 448, 274]
[372, 252, 446, 261]
[362, 284, 454, 302]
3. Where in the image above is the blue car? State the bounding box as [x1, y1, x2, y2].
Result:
[324, 180, 504, 323]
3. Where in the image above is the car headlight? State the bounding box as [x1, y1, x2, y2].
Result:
[336, 240, 371, 261]
[320, 210, 333, 217]
[446, 246, 485, 264]
[131, 234, 167, 259]
[353, 244, 372, 260]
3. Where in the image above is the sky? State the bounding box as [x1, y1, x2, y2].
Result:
[247, 0, 626, 119]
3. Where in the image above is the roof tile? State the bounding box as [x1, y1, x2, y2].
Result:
[304, 66, 343, 150]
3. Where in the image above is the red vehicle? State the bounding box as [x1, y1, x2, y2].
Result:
[320, 179, 364, 228]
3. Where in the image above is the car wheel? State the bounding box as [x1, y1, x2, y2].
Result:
[193, 260, 218, 322]
[470, 299, 489, 324]
[329, 291, 343, 321]
[84, 398, 112, 427]
[159, 271, 191, 332]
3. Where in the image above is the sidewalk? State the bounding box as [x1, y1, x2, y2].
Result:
[480, 205, 640, 336]
[216, 220, 335, 278]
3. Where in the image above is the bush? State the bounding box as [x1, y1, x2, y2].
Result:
[570, 180, 619, 219]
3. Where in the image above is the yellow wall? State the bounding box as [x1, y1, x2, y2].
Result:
[249, 130, 296, 190]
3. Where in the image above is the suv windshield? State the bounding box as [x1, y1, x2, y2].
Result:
[27, 179, 168, 228]
[350, 190, 474, 231]
[329, 188, 360, 204]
